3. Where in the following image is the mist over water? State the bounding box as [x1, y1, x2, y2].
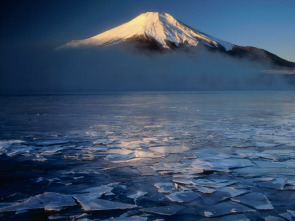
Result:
[1, 45, 294, 94]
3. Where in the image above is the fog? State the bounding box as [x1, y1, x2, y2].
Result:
[1, 45, 294, 94]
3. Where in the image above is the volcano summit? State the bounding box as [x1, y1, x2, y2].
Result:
[62, 12, 294, 68]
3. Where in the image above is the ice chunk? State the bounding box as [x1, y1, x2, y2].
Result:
[106, 153, 135, 161]
[201, 191, 233, 205]
[192, 179, 236, 188]
[196, 201, 255, 217]
[140, 205, 185, 216]
[41, 147, 63, 155]
[35, 140, 69, 146]
[149, 145, 189, 154]
[279, 212, 293, 221]
[218, 159, 252, 169]
[134, 150, 164, 158]
[194, 185, 216, 194]
[265, 216, 285, 221]
[232, 193, 273, 210]
[87, 146, 108, 151]
[192, 159, 229, 173]
[172, 179, 195, 185]
[93, 139, 113, 145]
[80, 185, 113, 198]
[254, 161, 291, 168]
[74, 195, 136, 211]
[166, 191, 200, 203]
[86, 131, 99, 137]
[0, 192, 76, 213]
[256, 178, 286, 190]
[116, 217, 147, 221]
[199, 214, 250, 221]
[0, 140, 24, 149]
[218, 187, 248, 197]
[127, 191, 148, 202]
[252, 177, 275, 182]
[154, 182, 175, 193]
[287, 210, 295, 217]
[286, 179, 295, 186]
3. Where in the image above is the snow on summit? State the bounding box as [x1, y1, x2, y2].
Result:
[62, 12, 233, 51]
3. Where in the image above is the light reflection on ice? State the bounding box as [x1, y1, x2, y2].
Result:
[1, 93, 295, 220]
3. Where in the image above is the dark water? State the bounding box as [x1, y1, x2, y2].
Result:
[0, 92, 295, 220]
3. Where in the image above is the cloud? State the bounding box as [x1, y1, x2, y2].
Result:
[260, 69, 295, 75]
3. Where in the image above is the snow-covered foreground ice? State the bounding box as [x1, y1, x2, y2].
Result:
[0, 92, 295, 220]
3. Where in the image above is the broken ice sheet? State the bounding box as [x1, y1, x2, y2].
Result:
[154, 183, 175, 194]
[200, 191, 234, 205]
[86, 146, 108, 152]
[134, 149, 164, 158]
[232, 192, 273, 211]
[127, 191, 148, 202]
[191, 159, 229, 173]
[79, 185, 114, 198]
[265, 216, 285, 221]
[196, 201, 255, 217]
[74, 195, 136, 211]
[217, 187, 248, 197]
[279, 212, 293, 221]
[41, 146, 63, 156]
[192, 179, 237, 188]
[287, 210, 295, 218]
[166, 191, 200, 203]
[106, 153, 135, 161]
[140, 205, 185, 216]
[93, 139, 114, 145]
[149, 145, 189, 154]
[256, 178, 286, 190]
[115, 217, 148, 221]
[118, 139, 146, 149]
[35, 140, 69, 146]
[104, 148, 136, 161]
[0, 192, 76, 213]
[218, 159, 253, 169]
[254, 160, 292, 168]
[0, 140, 24, 149]
[0, 140, 29, 157]
[199, 214, 250, 221]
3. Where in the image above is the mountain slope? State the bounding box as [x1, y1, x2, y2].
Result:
[63, 12, 233, 51]
[62, 12, 295, 68]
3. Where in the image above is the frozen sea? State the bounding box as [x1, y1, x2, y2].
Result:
[0, 92, 295, 221]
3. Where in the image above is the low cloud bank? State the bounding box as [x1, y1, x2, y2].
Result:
[1, 45, 294, 94]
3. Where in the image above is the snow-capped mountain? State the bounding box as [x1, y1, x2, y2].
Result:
[62, 12, 233, 51]
[62, 12, 295, 68]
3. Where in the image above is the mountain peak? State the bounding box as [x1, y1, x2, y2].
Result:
[62, 11, 233, 50]
[60, 12, 295, 68]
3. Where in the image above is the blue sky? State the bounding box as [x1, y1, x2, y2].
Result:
[1, 0, 295, 61]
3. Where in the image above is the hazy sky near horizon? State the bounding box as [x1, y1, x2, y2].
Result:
[1, 0, 295, 61]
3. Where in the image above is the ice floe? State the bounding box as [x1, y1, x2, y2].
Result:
[149, 145, 189, 154]
[279, 212, 293, 221]
[197, 201, 255, 217]
[232, 193, 273, 210]
[140, 205, 185, 216]
[154, 182, 175, 194]
[74, 195, 136, 211]
[265, 216, 285, 221]
[0, 192, 76, 213]
[166, 191, 200, 203]
[127, 191, 148, 202]
[199, 214, 250, 221]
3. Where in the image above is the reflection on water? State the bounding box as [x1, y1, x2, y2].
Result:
[0, 92, 295, 220]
